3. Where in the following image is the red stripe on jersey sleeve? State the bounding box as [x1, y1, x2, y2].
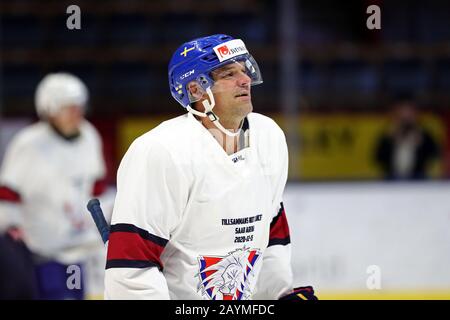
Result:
[0, 185, 22, 203]
[268, 203, 291, 247]
[107, 231, 166, 270]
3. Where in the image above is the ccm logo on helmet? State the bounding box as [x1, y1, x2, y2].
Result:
[213, 39, 248, 62]
[180, 69, 195, 80]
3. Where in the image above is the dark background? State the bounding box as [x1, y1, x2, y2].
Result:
[1, 0, 450, 182]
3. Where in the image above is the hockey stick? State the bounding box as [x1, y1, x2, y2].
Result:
[87, 198, 110, 244]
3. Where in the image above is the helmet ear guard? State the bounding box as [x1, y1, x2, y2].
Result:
[185, 81, 204, 105]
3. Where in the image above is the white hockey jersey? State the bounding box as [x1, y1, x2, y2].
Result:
[105, 112, 293, 300]
[0, 121, 107, 264]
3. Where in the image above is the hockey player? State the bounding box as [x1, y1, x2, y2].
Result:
[0, 73, 108, 299]
[105, 34, 317, 300]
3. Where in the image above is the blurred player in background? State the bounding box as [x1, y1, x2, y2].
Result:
[0, 73, 109, 299]
[374, 96, 441, 180]
[105, 34, 316, 300]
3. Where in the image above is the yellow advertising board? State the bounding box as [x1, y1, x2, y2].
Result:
[270, 113, 445, 180]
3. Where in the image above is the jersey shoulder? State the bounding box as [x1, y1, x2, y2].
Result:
[6, 122, 49, 153]
[120, 114, 191, 166]
[143, 113, 191, 142]
[247, 112, 286, 143]
[79, 120, 103, 146]
[80, 120, 100, 135]
[127, 114, 192, 155]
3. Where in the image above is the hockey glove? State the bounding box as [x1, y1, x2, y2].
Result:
[279, 286, 318, 300]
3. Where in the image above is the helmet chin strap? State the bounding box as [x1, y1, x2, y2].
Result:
[186, 87, 241, 137]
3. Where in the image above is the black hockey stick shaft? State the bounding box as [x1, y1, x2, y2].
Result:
[87, 198, 110, 244]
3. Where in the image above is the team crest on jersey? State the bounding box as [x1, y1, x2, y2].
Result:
[196, 247, 261, 300]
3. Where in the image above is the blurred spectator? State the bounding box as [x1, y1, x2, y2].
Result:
[0, 73, 109, 299]
[374, 96, 440, 180]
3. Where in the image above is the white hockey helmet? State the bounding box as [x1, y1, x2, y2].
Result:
[35, 72, 89, 118]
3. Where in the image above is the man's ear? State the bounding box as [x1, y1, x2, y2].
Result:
[187, 81, 205, 101]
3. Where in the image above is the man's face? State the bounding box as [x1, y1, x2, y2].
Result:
[49, 105, 84, 136]
[209, 61, 253, 121]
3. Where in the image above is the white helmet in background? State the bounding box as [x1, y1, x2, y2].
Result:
[35, 72, 89, 119]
